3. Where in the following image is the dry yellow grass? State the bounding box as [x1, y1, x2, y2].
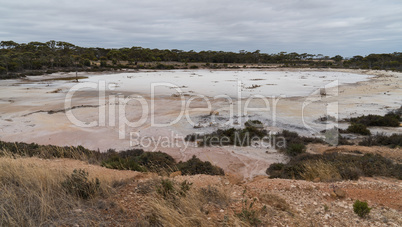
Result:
[0, 154, 114, 226]
[145, 181, 245, 227]
[301, 160, 342, 182]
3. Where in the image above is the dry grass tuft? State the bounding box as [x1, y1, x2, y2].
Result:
[0, 156, 111, 226]
[199, 185, 231, 208]
[137, 179, 244, 227]
[260, 193, 292, 213]
[301, 160, 342, 182]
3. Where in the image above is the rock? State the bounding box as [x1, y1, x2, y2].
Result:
[334, 188, 346, 198]
[219, 209, 224, 213]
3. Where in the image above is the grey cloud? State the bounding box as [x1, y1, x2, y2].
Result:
[0, 0, 401, 56]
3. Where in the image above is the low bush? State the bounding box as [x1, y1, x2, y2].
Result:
[285, 143, 306, 157]
[237, 191, 261, 226]
[279, 130, 325, 145]
[102, 152, 224, 176]
[0, 140, 224, 176]
[346, 123, 371, 135]
[156, 179, 176, 198]
[0, 158, 107, 226]
[199, 185, 230, 207]
[177, 155, 224, 176]
[137, 151, 177, 172]
[300, 160, 342, 182]
[0, 141, 98, 160]
[154, 63, 175, 69]
[353, 200, 371, 218]
[277, 130, 325, 156]
[349, 112, 400, 127]
[61, 169, 101, 200]
[101, 154, 145, 171]
[186, 123, 325, 154]
[359, 133, 402, 148]
[155, 179, 193, 200]
[186, 120, 268, 146]
[266, 153, 401, 181]
[321, 127, 354, 145]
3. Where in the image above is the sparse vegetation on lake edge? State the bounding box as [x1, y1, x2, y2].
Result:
[186, 120, 325, 157]
[344, 106, 401, 128]
[0, 140, 224, 176]
[267, 152, 402, 181]
[346, 123, 371, 135]
[359, 133, 402, 148]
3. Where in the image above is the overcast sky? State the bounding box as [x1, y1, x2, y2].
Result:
[1, 0, 401, 57]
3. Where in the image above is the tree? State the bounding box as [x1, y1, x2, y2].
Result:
[0, 41, 18, 49]
[332, 55, 343, 62]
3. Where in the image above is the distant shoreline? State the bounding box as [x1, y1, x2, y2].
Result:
[2, 60, 402, 80]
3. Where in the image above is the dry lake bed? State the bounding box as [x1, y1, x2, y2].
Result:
[1, 68, 401, 178]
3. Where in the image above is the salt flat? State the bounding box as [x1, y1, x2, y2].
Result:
[81, 69, 372, 97]
[0, 69, 401, 178]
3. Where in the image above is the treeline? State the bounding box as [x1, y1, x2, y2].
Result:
[1, 40, 402, 78]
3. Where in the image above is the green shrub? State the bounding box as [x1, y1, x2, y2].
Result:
[237, 191, 262, 226]
[101, 155, 145, 171]
[353, 200, 371, 218]
[199, 186, 229, 207]
[0, 140, 98, 160]
[244, 120, 264, 128]
[359, 133, 402, 148]
[300, 160, 341, 182]
[286, 143, 306, 156]
[346, 123, 371, 135]
[61, 169, 100, 199]
[266, 153, 401, 181]
[156, 179, 175, 198]
[189, 65, 199, 69]
[177, 156, 224, 175]
[83, 59, 91, 67]
[186, 120, 268, 146]
[156, 179, 192, 199]
[187, 127, 325, 149]
[349, 113, 400, 127]
[279, 130, 325, 145]
[0, 140, 224, 176]
[266, 163, 285, 172]
[137, 151, 176, 172]
[0, 66, 6, 74]
[155, 63, 174, 69]
[274, 130, 325, 157]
